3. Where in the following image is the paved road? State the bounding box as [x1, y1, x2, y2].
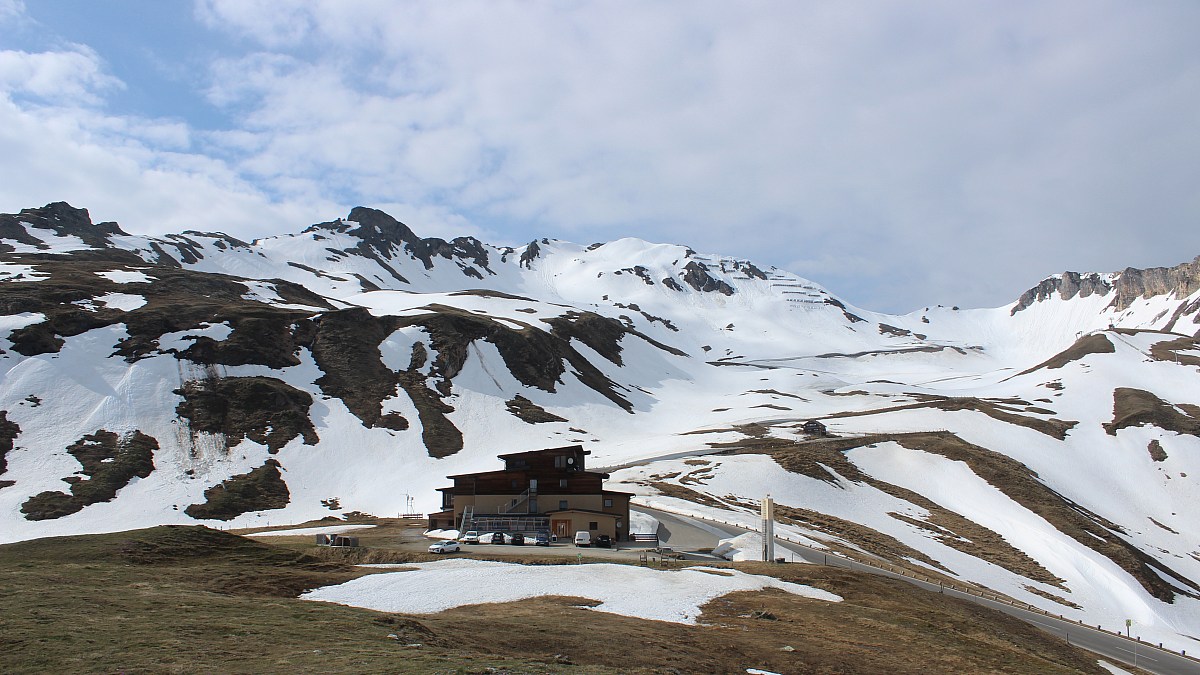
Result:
[634, 506, 1200, 675]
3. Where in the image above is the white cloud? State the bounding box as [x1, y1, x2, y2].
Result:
[0, 94, 339, 238]
[0, 46, 123, 104]
[183, 1, 1200, 310]
[4, 1, 1199, 311]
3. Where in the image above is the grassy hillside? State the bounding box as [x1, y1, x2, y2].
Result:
[0, 524, 1111, 674]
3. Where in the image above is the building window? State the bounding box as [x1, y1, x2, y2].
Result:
[559, 500, 568, 510]
[603, 498, 613, 508]
[554, 455, 566, 468]
[559, 479, 568, 488]
[589, 521, 598, 530]
[511, 479, 518, 488]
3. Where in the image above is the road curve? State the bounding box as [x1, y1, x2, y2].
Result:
[633, 505, 1200, 675]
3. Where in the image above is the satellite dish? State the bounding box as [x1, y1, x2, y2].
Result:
[567, 457, 575, 465]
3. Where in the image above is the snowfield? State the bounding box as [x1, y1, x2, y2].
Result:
[3, 203, 1200, 652]
[302, 559, 841, 624]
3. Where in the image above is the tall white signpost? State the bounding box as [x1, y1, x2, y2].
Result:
[761, 495, 775, 562]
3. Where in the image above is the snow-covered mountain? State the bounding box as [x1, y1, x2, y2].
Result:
[2, 202, 1199, 650]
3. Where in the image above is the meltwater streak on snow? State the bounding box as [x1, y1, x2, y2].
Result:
[303, 559, 841, 624]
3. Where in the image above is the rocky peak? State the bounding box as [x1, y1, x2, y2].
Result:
[344, 206, 491, 274]
[0, 202, 127, 252]
[345, 207, 422, 251]
[1011, 272, 1114, 314]
[1012, 256, 1200, 315]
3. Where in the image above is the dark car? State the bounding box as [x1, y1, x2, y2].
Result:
[534, 531, 551, 546]
[511, 532, 525, 546]
[595, 534, 612, 549]
[490, 532, 505, 544]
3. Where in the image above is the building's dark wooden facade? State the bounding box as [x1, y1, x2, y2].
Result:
[428, 445, 632, 541]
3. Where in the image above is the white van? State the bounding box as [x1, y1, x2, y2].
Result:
[574, 531, 591, 547]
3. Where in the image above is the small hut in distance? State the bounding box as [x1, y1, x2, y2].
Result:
[802, 419, 829, 437]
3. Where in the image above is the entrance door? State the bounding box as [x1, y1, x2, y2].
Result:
[551, 519, 571, 539]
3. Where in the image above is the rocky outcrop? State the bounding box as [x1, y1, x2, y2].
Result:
[680, 261, 734, 296]
[0, 202, 126, 252]
[175, 377, 319, 453]
[1012, 256, 1200, 315]
[341, 207, 493, 274]
[1011, 272, 1114, 314]
[0, 411, 19, 489]
[1111, 256, 1200, 311]
[184, 459, 290, 521]
[20, 430, 157, 520]
[519, 240, 542, 268]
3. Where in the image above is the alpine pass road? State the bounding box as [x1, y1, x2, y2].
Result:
[634, 505, 1200, 675]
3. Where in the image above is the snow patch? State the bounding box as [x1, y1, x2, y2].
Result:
[713, 532, 766, 561]
[0, 262, 48, 282]
[303, 558, 841, 624]
[95, 293, 147, 312]
[94, 270, 153, 284]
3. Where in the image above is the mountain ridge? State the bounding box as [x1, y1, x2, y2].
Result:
[2, 202, 1200, 651]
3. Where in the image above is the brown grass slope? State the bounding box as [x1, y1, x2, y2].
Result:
[0, 525, 1108, 674]
[1103, 387, 1200, 437]
[1016, 333, 1116, 376]
[819, 395, 1077, 439]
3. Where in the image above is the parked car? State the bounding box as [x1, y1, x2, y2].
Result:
[595, 534, 612, 548]
[574, 531, 591, 547]
[460, 531, 480, 544]
[511, 532, 525, 546]
[429, 540, 461, 554]
[489, 531, 506, 544]
[534, 531, 551, 546]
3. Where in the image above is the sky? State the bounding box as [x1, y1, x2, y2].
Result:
[1, 1, 1198, 313]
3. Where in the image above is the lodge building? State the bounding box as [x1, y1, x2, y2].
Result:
[428, 445, 632, 541]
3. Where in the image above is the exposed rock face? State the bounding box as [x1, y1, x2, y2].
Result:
[175, 377, 319, 453]
[825, 297, 866, 323]
[1112, 256, 1200, 311]
[505, 395, 567, 424]
[734, 261, 769, 280]
[519, 240, 541, 268]
[0, 202, 126, 252]
[20, 430, 157, 521]
[0, 411, 20, 488]
[680, 261, 734, 296]
[184, 458, 290, 521]
[1012, 256, 1200, 315]
[1011, 272, 1114, 314]
[342, 206, 492, 274]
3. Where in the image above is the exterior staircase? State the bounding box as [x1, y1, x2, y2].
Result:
[499, 487, 534, 514]
[458, 505, 474, 534]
